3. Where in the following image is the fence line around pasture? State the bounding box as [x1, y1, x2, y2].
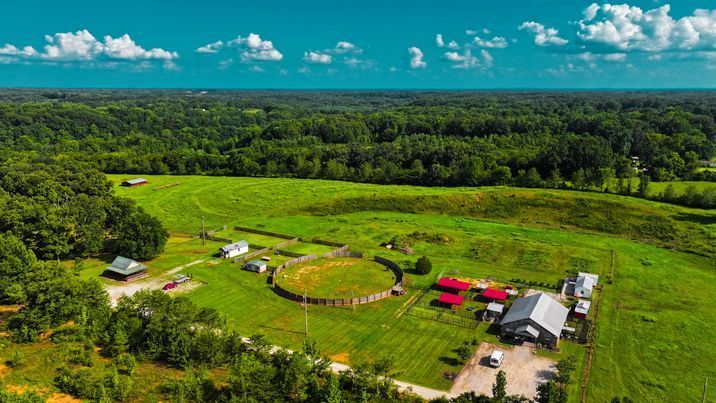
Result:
[233, 226, 297, 240]
[271, 253, 402, 307]
[271, 238, 299, 250]
[207, 235, 233, 244]
[298, 237, 347, 248]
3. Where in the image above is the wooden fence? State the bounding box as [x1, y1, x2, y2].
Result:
[272, 253, 402, 306]
[233, 226, 296, 240]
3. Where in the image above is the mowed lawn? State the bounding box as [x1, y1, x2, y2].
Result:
[109, 174, 716, 401]
[275, 257, 397, 298]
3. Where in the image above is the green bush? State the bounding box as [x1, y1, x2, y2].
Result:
[6, 350, 24, 368]
[415, 256, 433, 275]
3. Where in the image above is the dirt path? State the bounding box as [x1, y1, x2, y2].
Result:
[105, 259, 204, 306]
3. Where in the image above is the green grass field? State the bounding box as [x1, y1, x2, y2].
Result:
[275, 257, 396, 298]
[105, 174, 715, 401]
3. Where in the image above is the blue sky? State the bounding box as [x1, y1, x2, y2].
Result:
[0, 0, 714, 88]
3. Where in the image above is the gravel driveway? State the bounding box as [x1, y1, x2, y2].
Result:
[450, 342, 556, 399]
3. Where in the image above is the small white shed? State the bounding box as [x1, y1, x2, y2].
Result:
[219, 241, 249, 259]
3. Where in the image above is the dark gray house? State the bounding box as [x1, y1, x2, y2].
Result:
[499, 293, 569, 347]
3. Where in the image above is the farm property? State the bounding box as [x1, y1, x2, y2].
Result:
[104, 174, 716, 401]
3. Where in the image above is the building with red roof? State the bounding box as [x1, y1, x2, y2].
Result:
[436, 277, 471, 292]
[438, 293, 464, 306]
[482, 288, 508, 301]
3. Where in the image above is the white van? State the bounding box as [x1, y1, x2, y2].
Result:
[490, 351, 505, 367]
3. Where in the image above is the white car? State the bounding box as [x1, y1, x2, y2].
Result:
[489, 350, 505, 367]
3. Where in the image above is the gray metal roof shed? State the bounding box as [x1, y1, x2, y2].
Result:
[105, 256, 148, 276]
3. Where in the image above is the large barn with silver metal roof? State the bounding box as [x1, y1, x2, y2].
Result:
[499, 292, 569, 347]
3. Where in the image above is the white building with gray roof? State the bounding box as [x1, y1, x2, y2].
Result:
[574, 272, 599, 298]
[500, 292, 569, 347]
[219, 240, 249, 259]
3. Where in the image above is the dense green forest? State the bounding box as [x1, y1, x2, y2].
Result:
[0, 90, 714, 207]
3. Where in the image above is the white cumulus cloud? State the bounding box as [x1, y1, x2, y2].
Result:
[443, 49, 492, 69]
[473, 36, 508, 48]
[102, 34, 177, 60]
[0, 44, 38, 57]
[196, 41, 224, 54]
[577, 3, 716, 53]
[301, 41, 363, 66]
[519, 22, 569, 46]
[408, 46, 426, 69]
[230, 33, 283, 62]
[0, 29, 178, 67]
[303, 51, 332, 64]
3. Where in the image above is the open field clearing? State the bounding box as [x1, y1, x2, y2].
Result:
[275, 257, 396, 298]
[71, 235, 224, 284]
[106, 174, 716, 400]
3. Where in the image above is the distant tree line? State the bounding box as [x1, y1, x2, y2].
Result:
[0, 91, 713, 208]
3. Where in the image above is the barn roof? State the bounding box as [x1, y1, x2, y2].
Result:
[487, 302, 505, 313]
[575, 300, 591, 315]
[501, 293, 569, 338]
[438, 293, 464, 305]
[576, 272, 599, 290]
[436, 277, 471, 291]
[247, 260, 267, 267]
[106, 256, 147, 276]
[220, 241, 249, 253]
[123, 178, 148, 185]
[575, 275, 595, 291]
[483, 288, 508, 301]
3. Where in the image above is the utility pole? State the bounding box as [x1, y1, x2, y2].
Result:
[304, 290, 309, 336]
[201, 215, 206, 245]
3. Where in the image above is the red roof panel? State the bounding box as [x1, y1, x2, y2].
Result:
[483, 288, 507, 301]
[439, 293, 464, 305]
[437, 277, 471, 291]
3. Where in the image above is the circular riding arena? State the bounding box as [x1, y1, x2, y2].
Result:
[272, 254, 404, 306]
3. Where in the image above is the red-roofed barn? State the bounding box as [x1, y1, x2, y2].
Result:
[439, 293, 464, 306]
[436, 277, 471, 293]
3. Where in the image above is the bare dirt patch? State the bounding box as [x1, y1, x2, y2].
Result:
[47, 393, 81, 403]
[0, 364, 9, 378]
[450, 342, 556, 399]
[330, 352, 351, 365]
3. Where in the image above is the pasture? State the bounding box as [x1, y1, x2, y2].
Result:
[108, 174, 716, 401]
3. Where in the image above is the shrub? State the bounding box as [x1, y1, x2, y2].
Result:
[6, 350, 24, 368]
[415, 256, 432, 275]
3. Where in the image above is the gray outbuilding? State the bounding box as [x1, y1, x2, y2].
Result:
[245, 259, 268, 273]
[500, 292, 569, 347]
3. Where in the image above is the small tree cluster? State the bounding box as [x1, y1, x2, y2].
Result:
[415, 256, 433, 275]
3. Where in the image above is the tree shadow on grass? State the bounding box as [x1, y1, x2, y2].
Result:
[672, 212, 716, 226]
[439, 356, 460, 366]
[258, 325, 306, 336]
